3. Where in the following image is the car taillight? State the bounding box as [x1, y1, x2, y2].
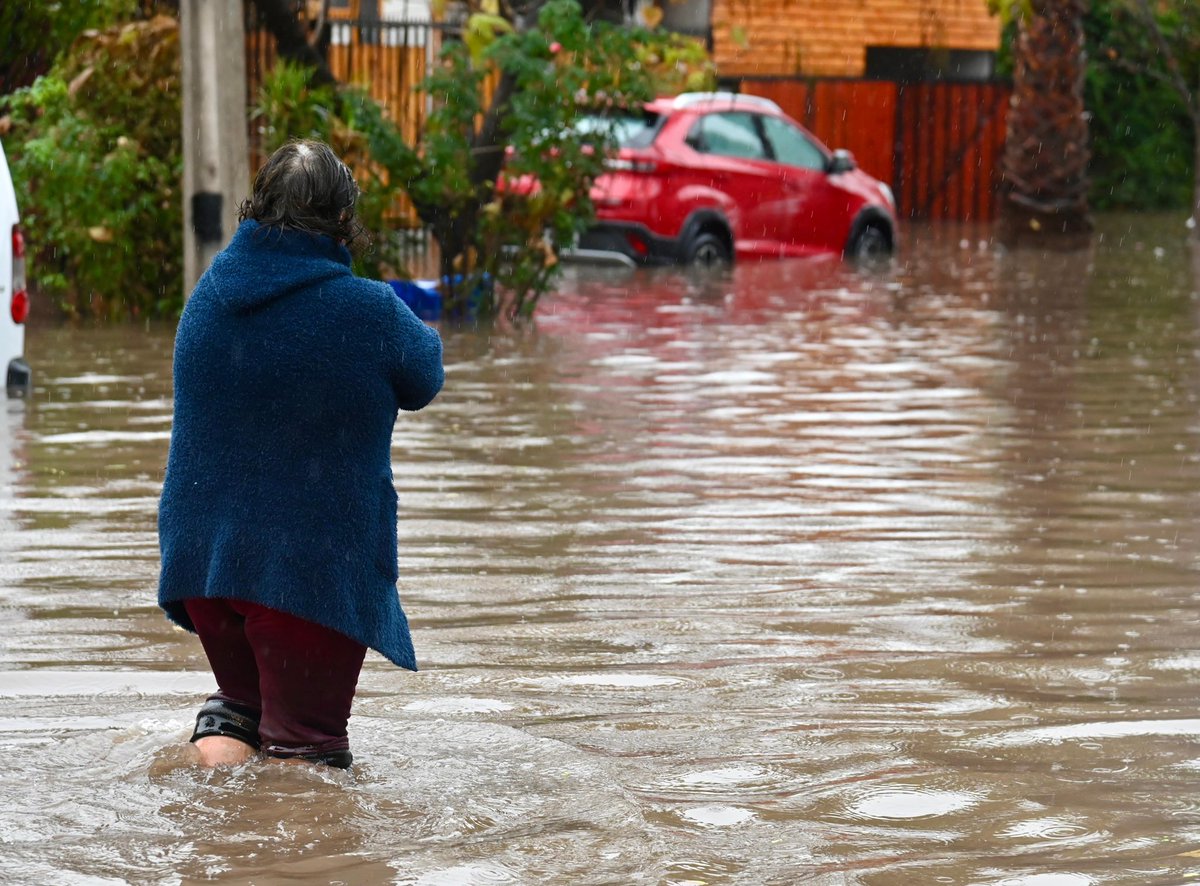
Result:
[11, 225, 28, 324]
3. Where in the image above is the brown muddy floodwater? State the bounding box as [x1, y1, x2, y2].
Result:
[2, 215, 1200, 885]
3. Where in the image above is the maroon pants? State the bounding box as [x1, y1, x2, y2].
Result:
[184, 598, 367, 759]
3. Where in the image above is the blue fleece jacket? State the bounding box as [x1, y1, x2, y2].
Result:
[157, 220, 444, 670]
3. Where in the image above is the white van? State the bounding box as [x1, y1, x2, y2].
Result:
[0, 138, 30, 396]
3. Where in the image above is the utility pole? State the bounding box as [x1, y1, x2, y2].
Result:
[181, 0, 251, 296]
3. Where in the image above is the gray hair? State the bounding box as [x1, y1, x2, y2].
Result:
[238, 139, 367, 251]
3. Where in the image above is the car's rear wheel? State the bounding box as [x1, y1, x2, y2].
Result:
[684, 232, 731, 267]
[847, 224, 893, 261]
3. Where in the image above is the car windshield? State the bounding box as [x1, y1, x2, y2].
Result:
[575, 111, 663, 149]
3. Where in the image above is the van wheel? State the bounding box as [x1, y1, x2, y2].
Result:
[847, 224, 892, 261]
[684, 232, 731, 267]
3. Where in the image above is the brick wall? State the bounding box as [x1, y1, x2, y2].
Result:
[712, 0, 1001, 77]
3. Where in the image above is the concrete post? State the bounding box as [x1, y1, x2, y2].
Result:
[181, 0, 251, 297]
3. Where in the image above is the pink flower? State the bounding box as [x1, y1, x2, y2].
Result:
[549, 42, 562, 55]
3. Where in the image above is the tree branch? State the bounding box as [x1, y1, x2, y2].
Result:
[469, 70, 518, 188]
[1129, 0, 1200, 121]
[309, 0, 330, 49]
[247, 0, 337, 88]
[1107, 53, 1181, 91]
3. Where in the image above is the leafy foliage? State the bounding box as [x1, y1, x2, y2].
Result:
[461, 1, 661, 318]
[1085, 0, 1197, 210]
[0, 0, 138, 94]
[410, 0, 687, 319]
[635, 31, 717, 95]
[1, 16, 183, 319]
[985, 0, 1034, 28]
[255, 1, 701, 322]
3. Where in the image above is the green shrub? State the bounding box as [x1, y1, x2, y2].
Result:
[422, 6, 711, 319]
[635, 31, 717, 95]
[1085, 0, 1194, 211]
[1, 0, 137, 94]
[1086, 63, 1193, 210]
[411, 0, 661, 320]
[2, 17, 183, 319]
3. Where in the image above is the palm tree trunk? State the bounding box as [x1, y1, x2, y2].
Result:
[998, 0, 1092, 247]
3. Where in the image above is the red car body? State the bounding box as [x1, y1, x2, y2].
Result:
[569, 92, 897, 266]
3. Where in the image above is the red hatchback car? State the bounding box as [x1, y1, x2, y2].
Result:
[570, 92, 897, 267]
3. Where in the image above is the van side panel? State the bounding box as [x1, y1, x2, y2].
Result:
[0, 138, 28, 393]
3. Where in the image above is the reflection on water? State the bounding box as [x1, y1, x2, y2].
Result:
[3, 215, 1200, 883]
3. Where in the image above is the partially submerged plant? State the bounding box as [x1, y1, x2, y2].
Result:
[403, 0, 665, 320]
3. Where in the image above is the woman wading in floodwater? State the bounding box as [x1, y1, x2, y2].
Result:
[157, 140, 444, 768]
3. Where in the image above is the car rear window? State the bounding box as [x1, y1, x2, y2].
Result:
[575, 111, 664, 149]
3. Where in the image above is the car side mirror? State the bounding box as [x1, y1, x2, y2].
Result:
[828, 149, 857, 174]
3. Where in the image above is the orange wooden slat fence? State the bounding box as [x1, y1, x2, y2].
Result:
[245, 16, 505, 229]
[895, 81, 1011, 221]
[245, 15, 446, 227]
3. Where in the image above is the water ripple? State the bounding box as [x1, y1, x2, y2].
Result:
[4, 220, 1200, 882]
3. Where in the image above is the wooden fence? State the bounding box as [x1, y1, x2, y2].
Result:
[733, 77, 1012, 222]
[244, 14, 447, 227]
[245, 14, 445, 146]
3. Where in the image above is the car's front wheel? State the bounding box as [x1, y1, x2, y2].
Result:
[847, 224, 893, 262]
[684, 232, 732, 267]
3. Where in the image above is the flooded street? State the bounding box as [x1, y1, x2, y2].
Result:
[3, 215, 1200, 884]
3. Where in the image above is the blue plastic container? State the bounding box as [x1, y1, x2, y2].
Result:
[388, 275, 494, 321]
[388, 279, 442, 321]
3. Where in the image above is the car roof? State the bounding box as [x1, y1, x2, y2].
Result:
[645, 92, 785, 116]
